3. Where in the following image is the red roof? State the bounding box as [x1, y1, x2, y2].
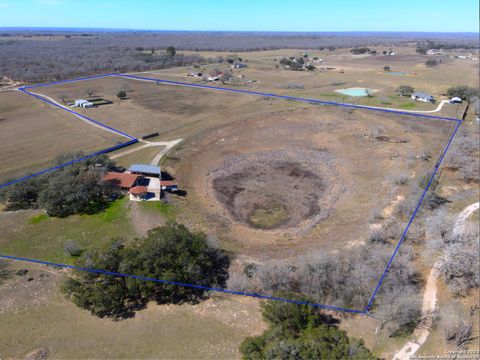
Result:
[160, 180, 177, 187]
[104, 172, 139, 189]
[130, 186, 148, 195]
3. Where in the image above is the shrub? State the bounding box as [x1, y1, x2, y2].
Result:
[425, 59, 438, 67]
[397, 85, 415, 96]
[64, 240, 83, 257]
[440, 301, 473, 347]
[116, 90, 126, 99]
[0, 260, 11, 285]
[441, 222, 479, 296]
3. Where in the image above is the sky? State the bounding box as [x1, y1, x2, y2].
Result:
[0, 0, 478, 32]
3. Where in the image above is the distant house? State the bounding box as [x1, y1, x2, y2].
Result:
[127, 164, 161, 178]
[449, 97, 462, 104]
[74, 99, 93, 108]
[104, 172, 140, 190]
[411, 92, 435, 103]
[231, 63, 247, 69]
[207, 75, 219, 82]
[427, 49, 442, 55]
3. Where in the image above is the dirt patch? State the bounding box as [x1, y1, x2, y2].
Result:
[212, 150, 337, 231]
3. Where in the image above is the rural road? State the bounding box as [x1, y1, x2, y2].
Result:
[110, 139, 183, 165]
[393, 202, 479, 360]
[366, 99, 450, 114]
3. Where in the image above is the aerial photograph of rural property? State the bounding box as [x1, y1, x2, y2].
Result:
[0, 0, 479, 359]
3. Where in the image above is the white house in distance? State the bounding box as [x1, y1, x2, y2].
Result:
[449, 97, 462, 104]
[73, 99, 93, 108]
[411, 92, 435, 103]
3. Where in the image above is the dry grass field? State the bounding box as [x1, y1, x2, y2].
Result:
[165, 104, 455, 261]
[141, 45, 478, 118]
[0, 45, 478, 358]
[0, 261, 265, 360]
[0, 90, 125, 184]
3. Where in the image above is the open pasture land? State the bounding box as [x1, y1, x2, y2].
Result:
[39, 76, 291, 140]
[1, 71, 458, 286]
[0, 90, 125, 184]
[142, 45, 478, 117]
[164, 103, 456, 262]
[0, 261, 264, 359]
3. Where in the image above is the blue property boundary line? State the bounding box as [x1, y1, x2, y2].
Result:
[0, 72, 463, 314]
[0, 253, 364, 314]
[0, 139, 138, 189]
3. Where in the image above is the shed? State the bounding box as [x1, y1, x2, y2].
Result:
[161, 180, 178, 192]
[128, 164, 161, 177]
[74, 99, 94, 108]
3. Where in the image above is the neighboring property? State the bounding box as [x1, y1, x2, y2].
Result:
[127, 164, 161, 178]
[73, 99, 94, 108]
[231, 63, 247, 69]
[411, 91, 435, 103]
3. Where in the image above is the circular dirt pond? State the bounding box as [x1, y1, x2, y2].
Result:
[212, 151, 335, 230]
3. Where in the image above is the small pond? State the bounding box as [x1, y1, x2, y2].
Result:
[334, 87, 377, 97]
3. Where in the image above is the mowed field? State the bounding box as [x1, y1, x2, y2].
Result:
[0, 90, 125, 184]
[39, 76, 278, 140]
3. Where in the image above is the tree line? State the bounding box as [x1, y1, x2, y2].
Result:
[0, 152, 119, 217]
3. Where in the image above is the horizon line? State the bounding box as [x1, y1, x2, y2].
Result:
[0, 27, 478, 34]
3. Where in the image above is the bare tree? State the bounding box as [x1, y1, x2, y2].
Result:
[439, 301, 474, 347]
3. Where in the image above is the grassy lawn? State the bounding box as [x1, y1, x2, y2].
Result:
[138, 200, 177, 221]
[0, 197, 135, 264]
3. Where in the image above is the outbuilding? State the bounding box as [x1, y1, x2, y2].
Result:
[449, 97, 462, 104]
[411, 92, 435, 103]
[127, 164, 161, 178]
[74, 99, 94, 108]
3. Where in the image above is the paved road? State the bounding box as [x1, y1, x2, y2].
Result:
[393, 202, 479, 360]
